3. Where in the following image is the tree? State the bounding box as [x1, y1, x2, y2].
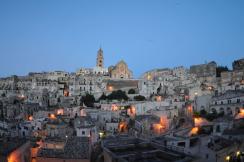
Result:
[216, 66, 229, 77]
[134, 95, 146, 101]
[128, 89, 136, 94]
[157, 84, 162, 94]
[81, 93, 95, 107]
[200, 109, 207, 116]
[107, 90, 128, 101]
[99, 93, 107, 101]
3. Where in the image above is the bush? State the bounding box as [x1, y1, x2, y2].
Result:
[200, 109, 207, 116]
[107, 90, 128, 101]
[134, 95, 146, 101]
[128, 89, 136, 94]
[99, 93, 107, 101]
[81, 93, 95, 107]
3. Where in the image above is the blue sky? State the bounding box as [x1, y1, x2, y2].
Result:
[0, 0, 243, 78]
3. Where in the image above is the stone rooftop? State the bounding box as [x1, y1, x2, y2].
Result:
[103, 135, 194, 162]
[37, 137, 89, 159]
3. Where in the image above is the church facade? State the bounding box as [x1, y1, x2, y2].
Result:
[108, 60, 133, 79]
[76, 47, 133, 79]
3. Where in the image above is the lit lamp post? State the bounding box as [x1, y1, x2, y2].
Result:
[225, 155, 230, 162]
[65, 135, 68, 144]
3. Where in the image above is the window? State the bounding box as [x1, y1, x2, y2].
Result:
[228, 100, 231, 104]
[205, 154, 208, 159]
[216, 125, 220, 132]
[82, 131, 85, 135]
[237, 99, 240, 103]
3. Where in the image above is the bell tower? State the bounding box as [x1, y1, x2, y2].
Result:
[96, 48, 104, 68]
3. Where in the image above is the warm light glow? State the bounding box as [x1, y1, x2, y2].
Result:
[187, 105, 193, 115]
[118, 121, 127, 133]
[240, 109, 244, 114]
[64, 90, 69, 97]
[156, 96, 162, 102]
[237, 151, 240, 156]
[57, 109, 64, 115]
[28, 116, 33, 121]
[194, 92, 198, 95]
[235, 108, 244, 119]
[147, 74, 151, 80]
[226, 156, 230, 161]
[189, 127, 199, 136]
[241, 80, 244, 85]
[194, 117, 209, 127]
[7, 149, 20, 162]
[111, 104, 118, 111]
[127, 105, 136, 117]
[108, 86, 113, 91]
[99, 132, 104, 138]
[18, 94, 25, 99]
[153, 116, 168, 134]
[185, 95, 189, 100]
[50, 114, 56, 119]
[208, 86, 213, 90]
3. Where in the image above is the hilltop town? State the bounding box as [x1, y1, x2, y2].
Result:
[0, 48, 244, 162]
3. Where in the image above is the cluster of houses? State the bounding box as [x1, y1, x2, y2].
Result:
[0, 54, 244, 162]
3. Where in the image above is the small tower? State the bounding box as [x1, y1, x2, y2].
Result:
[96, 48, 104, 68]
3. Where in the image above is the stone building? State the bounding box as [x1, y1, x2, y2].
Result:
[210, 90, 244, 116]
[108, 60, 133, 79]
[232, 58, 244, 71]
[36, 137, 90, 162]
[190, 61, 217, 77]
[76, 48, 108, 76]
[96, 48, 104, 68]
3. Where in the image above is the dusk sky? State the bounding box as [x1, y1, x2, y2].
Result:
[0, 0, 243, 78]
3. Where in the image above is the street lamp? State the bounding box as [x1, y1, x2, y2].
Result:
[236, 151, 240, 156]
[225, 155, 230, 161]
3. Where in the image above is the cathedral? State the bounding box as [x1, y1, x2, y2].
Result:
[95, 47, 133, 79]
[76, 47, 133, 79]
[108, 60, 133, 79]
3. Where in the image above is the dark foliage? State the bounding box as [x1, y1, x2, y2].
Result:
[81, 93, 95, 107]
[128, 89, 136, 94]
[134, 95, 146, 101]
[99, 93, 107, 101]
[107, 90, 128, 101]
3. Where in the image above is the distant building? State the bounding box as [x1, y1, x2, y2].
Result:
[190, 61, 217, 77]
[232, 58, 244, 71]
[210, 90, 244, 116]
[96, 48, 104, 68]
[76, 48, 108, 76]
[109, 60, 133, 79]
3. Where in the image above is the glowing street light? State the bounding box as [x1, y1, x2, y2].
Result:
[236, 151, 240, 156]
[225, 155, 230, 161]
